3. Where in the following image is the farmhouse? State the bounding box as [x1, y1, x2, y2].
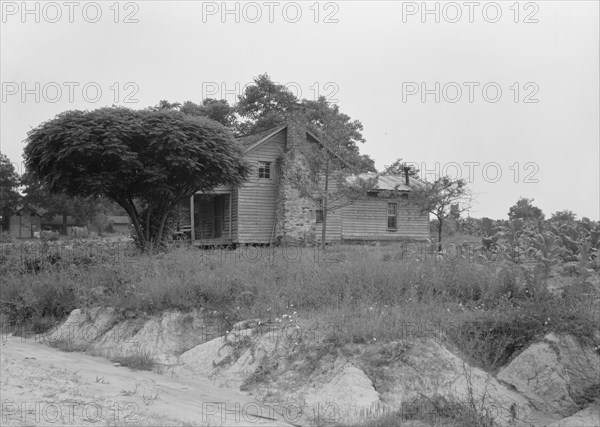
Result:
[8, 206, 42, 239]
[180, 116, 429, 245]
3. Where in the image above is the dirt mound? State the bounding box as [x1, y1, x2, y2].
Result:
[173, 323, 548, 425]
[498, 333, 600, 416]
[38, 307, 227, 366]
[37, 309, 600, 426]
[548, 402, 600, 427]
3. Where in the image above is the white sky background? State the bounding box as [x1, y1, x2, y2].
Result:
[1, 0, 598, 220]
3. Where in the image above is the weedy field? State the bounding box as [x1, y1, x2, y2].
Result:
[1, 217, 599, 378]
[1, 218, 599, 426]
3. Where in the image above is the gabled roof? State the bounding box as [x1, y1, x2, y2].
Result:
[352, 173, 426, 192]
[13, 205, 42, 216]
[236, 125, 287, 151]
[236, 124, 351, 167]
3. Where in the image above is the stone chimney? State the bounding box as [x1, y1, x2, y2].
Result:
[285, 103, 307, 151]
[275, 104, 309, 244]
[404, 166, 410, 186]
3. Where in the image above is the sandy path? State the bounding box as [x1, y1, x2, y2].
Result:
[0, 336, 294, 426]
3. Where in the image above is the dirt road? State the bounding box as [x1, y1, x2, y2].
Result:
[0, 335, 294, 426]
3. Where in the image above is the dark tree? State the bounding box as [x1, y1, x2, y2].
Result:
[155, 99, 237, 128]
[508, 197, 545, 221]
[550, 210, 577, 222]
[412, 176, 472, 251]
[21, 172, 100, 234]
[0, 153, 21, 231]
[25, 107, 249, 250]
[235, 74, 298, 134]
[236, 74, 376, 172]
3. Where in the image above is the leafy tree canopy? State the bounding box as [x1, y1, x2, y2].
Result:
[21, 172, 105, 233]
[508, 197, 545, 221]
[236, 74, 375, 171]
[412, 176, 472, 250]
[154, 74, 376, 172]
[551, 210, 577, 222]
[154, 99, 236, 128]
[24, 107, 249, 249]
[0, 153, 21, 229]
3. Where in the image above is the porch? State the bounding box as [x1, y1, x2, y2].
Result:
[175, 190, 234, 242]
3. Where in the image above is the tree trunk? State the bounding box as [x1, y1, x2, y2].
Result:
[437, 218, 443, 252]
[117, 199, 148, 251]
[61, 213, 67, 235]
[145, 206, 152, 242]
[154, 206, 171, 248]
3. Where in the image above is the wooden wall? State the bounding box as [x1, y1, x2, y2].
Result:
[313, 178, 342, 242]
[236, 129, 284, 244]
[9, 209, 41, 239]
[341, 197, 429, 241]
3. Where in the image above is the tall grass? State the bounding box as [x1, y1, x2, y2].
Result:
[1, 242, 598, 371]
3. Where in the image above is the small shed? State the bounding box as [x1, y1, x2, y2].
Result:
[108, 216, 131, 234]
[9, 206, 42, 239]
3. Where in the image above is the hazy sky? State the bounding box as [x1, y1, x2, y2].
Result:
[1, 1, 598, 219]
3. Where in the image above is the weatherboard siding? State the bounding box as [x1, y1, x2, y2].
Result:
[237, 130, 285, 243]
[314, 210, 342, 242]
[341, 198, 429, 241]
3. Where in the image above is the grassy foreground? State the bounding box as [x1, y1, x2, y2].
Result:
[1, 239, 599, 373]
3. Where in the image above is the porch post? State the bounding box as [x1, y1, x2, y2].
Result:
[190, 194, 195, 241]
[229, 193, 232, 239]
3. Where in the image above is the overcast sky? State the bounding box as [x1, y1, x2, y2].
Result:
[1, 1, 598, 220]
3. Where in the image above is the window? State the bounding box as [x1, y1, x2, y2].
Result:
[387, 202, 397, 230]
[316, 199, 324, 223]
[400, 193, 409, 200]
[258, 161, 271, 179]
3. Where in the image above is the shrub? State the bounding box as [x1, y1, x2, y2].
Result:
[40, 231, 60, 241]
[0, 230, 14, 243]
[112, 349, 156, 371]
